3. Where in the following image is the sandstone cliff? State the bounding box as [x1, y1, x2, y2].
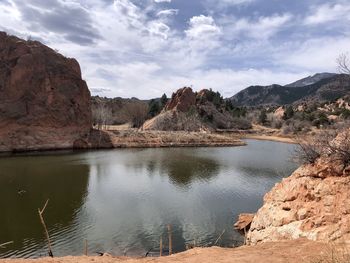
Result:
[246, 148, 350, 244]
[0, 32, 92, 152]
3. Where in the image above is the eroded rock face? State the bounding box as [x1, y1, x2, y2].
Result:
[165, 87, 196, 112]
[0, 32, 91, 151]
[247, 158, 350, 244]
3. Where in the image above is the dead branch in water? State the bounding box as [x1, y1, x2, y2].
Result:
[38, 199, 53, 257]
[159, 236, 163, 257]
[214, 229, 226, 245]
[0, 241, 14, 248]
[167, 225, 172, 255]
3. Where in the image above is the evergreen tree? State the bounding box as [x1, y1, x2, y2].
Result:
[283, 105, 294, 120]
[259, 109, 267, 125]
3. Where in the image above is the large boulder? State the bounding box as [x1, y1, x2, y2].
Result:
[0, 32, 92, 152]
[246, 157, 350, 244]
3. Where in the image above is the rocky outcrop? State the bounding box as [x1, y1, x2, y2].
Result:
[246, 157, 350, 244]
[164, 87, 196, 112]
[143, 87, 250, 131]
[0, 32, 92, 152]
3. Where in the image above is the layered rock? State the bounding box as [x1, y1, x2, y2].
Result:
[246, 157, 350, 244]
[0, 32, 92, 152]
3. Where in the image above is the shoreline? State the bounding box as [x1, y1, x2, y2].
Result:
[0, 130, 299, 155]
[0, 240, 334, 263]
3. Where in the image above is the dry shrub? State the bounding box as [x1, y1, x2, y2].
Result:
[295, 129, 350, 165]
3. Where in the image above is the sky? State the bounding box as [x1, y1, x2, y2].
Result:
[0, 0, 349, 99]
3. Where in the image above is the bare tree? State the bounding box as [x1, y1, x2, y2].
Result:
[337, 53, 350, 75]
[124, 103, 148, 128]
[92, 102, 112, 130]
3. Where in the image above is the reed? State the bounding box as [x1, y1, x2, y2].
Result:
[159, 236, 163, 257]
[214, 229, 226, 245]
[167, 224, 172, 255]
[38, 199, 53, 257]
[0, 241, 13, 248]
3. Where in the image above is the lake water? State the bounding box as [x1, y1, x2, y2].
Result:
[0, 140, 297, 258]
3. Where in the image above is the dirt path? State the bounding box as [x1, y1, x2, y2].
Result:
[241, 134, 296, 144]
[0, 240, 343, 263]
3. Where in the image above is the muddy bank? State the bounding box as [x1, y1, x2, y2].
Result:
[0, 240, 342, 263]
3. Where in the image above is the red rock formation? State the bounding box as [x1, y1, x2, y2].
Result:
[165, 87, 196, 112]
[0, 32, 92, 152]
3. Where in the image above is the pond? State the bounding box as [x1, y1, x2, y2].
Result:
[0, 139, 297, 258]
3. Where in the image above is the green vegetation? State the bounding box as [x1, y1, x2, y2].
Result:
[283, 105, 294, 120]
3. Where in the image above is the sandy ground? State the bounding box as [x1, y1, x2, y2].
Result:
[1, 240, 347, 263]
[241, 134, 296, 144]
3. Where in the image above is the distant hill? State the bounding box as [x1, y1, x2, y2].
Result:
[285, 73, 336, 88]
[230, 73, 350, 106]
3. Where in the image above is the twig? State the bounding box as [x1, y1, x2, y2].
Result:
[38, 199, 53, 257]
[167, 225, 172, 255]
[159, 236, 163, 257]
[0, 241, 14, 248]
[214, 229, 226, 245]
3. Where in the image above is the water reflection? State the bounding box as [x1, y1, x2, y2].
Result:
[0, 140, 297, 258]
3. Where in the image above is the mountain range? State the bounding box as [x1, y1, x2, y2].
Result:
[230, 73, 350, 106]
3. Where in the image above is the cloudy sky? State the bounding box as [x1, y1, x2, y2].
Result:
[0, 0, 349, 98]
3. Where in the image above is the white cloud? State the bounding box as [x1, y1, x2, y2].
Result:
[205, 0, 255, 10]
[154, 0, 171, 3]
[227, 13, 292, 39]
[147, 21, 170, 39]
[185, 15, 221, 39]
[0, 0, 348, 100]
[279, 37, 350, 72]
[218, 0, 254, 6]
[304, 3, 350, 25]
[157, 9, 178, 17]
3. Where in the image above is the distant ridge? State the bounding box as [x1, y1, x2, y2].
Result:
[230, 73, 350, 106]
[285, 73, 336, 88]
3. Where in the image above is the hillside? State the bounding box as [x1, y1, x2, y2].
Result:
[230, 73, 350, 106]
[143, 87, 250, 131]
